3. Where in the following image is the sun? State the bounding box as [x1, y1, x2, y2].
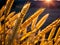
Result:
[44, 0, 53, 4]
[45, 0, 52, 3]
[43, 0, 55, 6]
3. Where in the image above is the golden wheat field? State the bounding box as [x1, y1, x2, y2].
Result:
[0, 0, 60, 45]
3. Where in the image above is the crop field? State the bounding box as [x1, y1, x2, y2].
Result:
[0, 0, 60, 45]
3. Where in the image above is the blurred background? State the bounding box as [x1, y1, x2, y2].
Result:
[0, 0, 60, 29]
